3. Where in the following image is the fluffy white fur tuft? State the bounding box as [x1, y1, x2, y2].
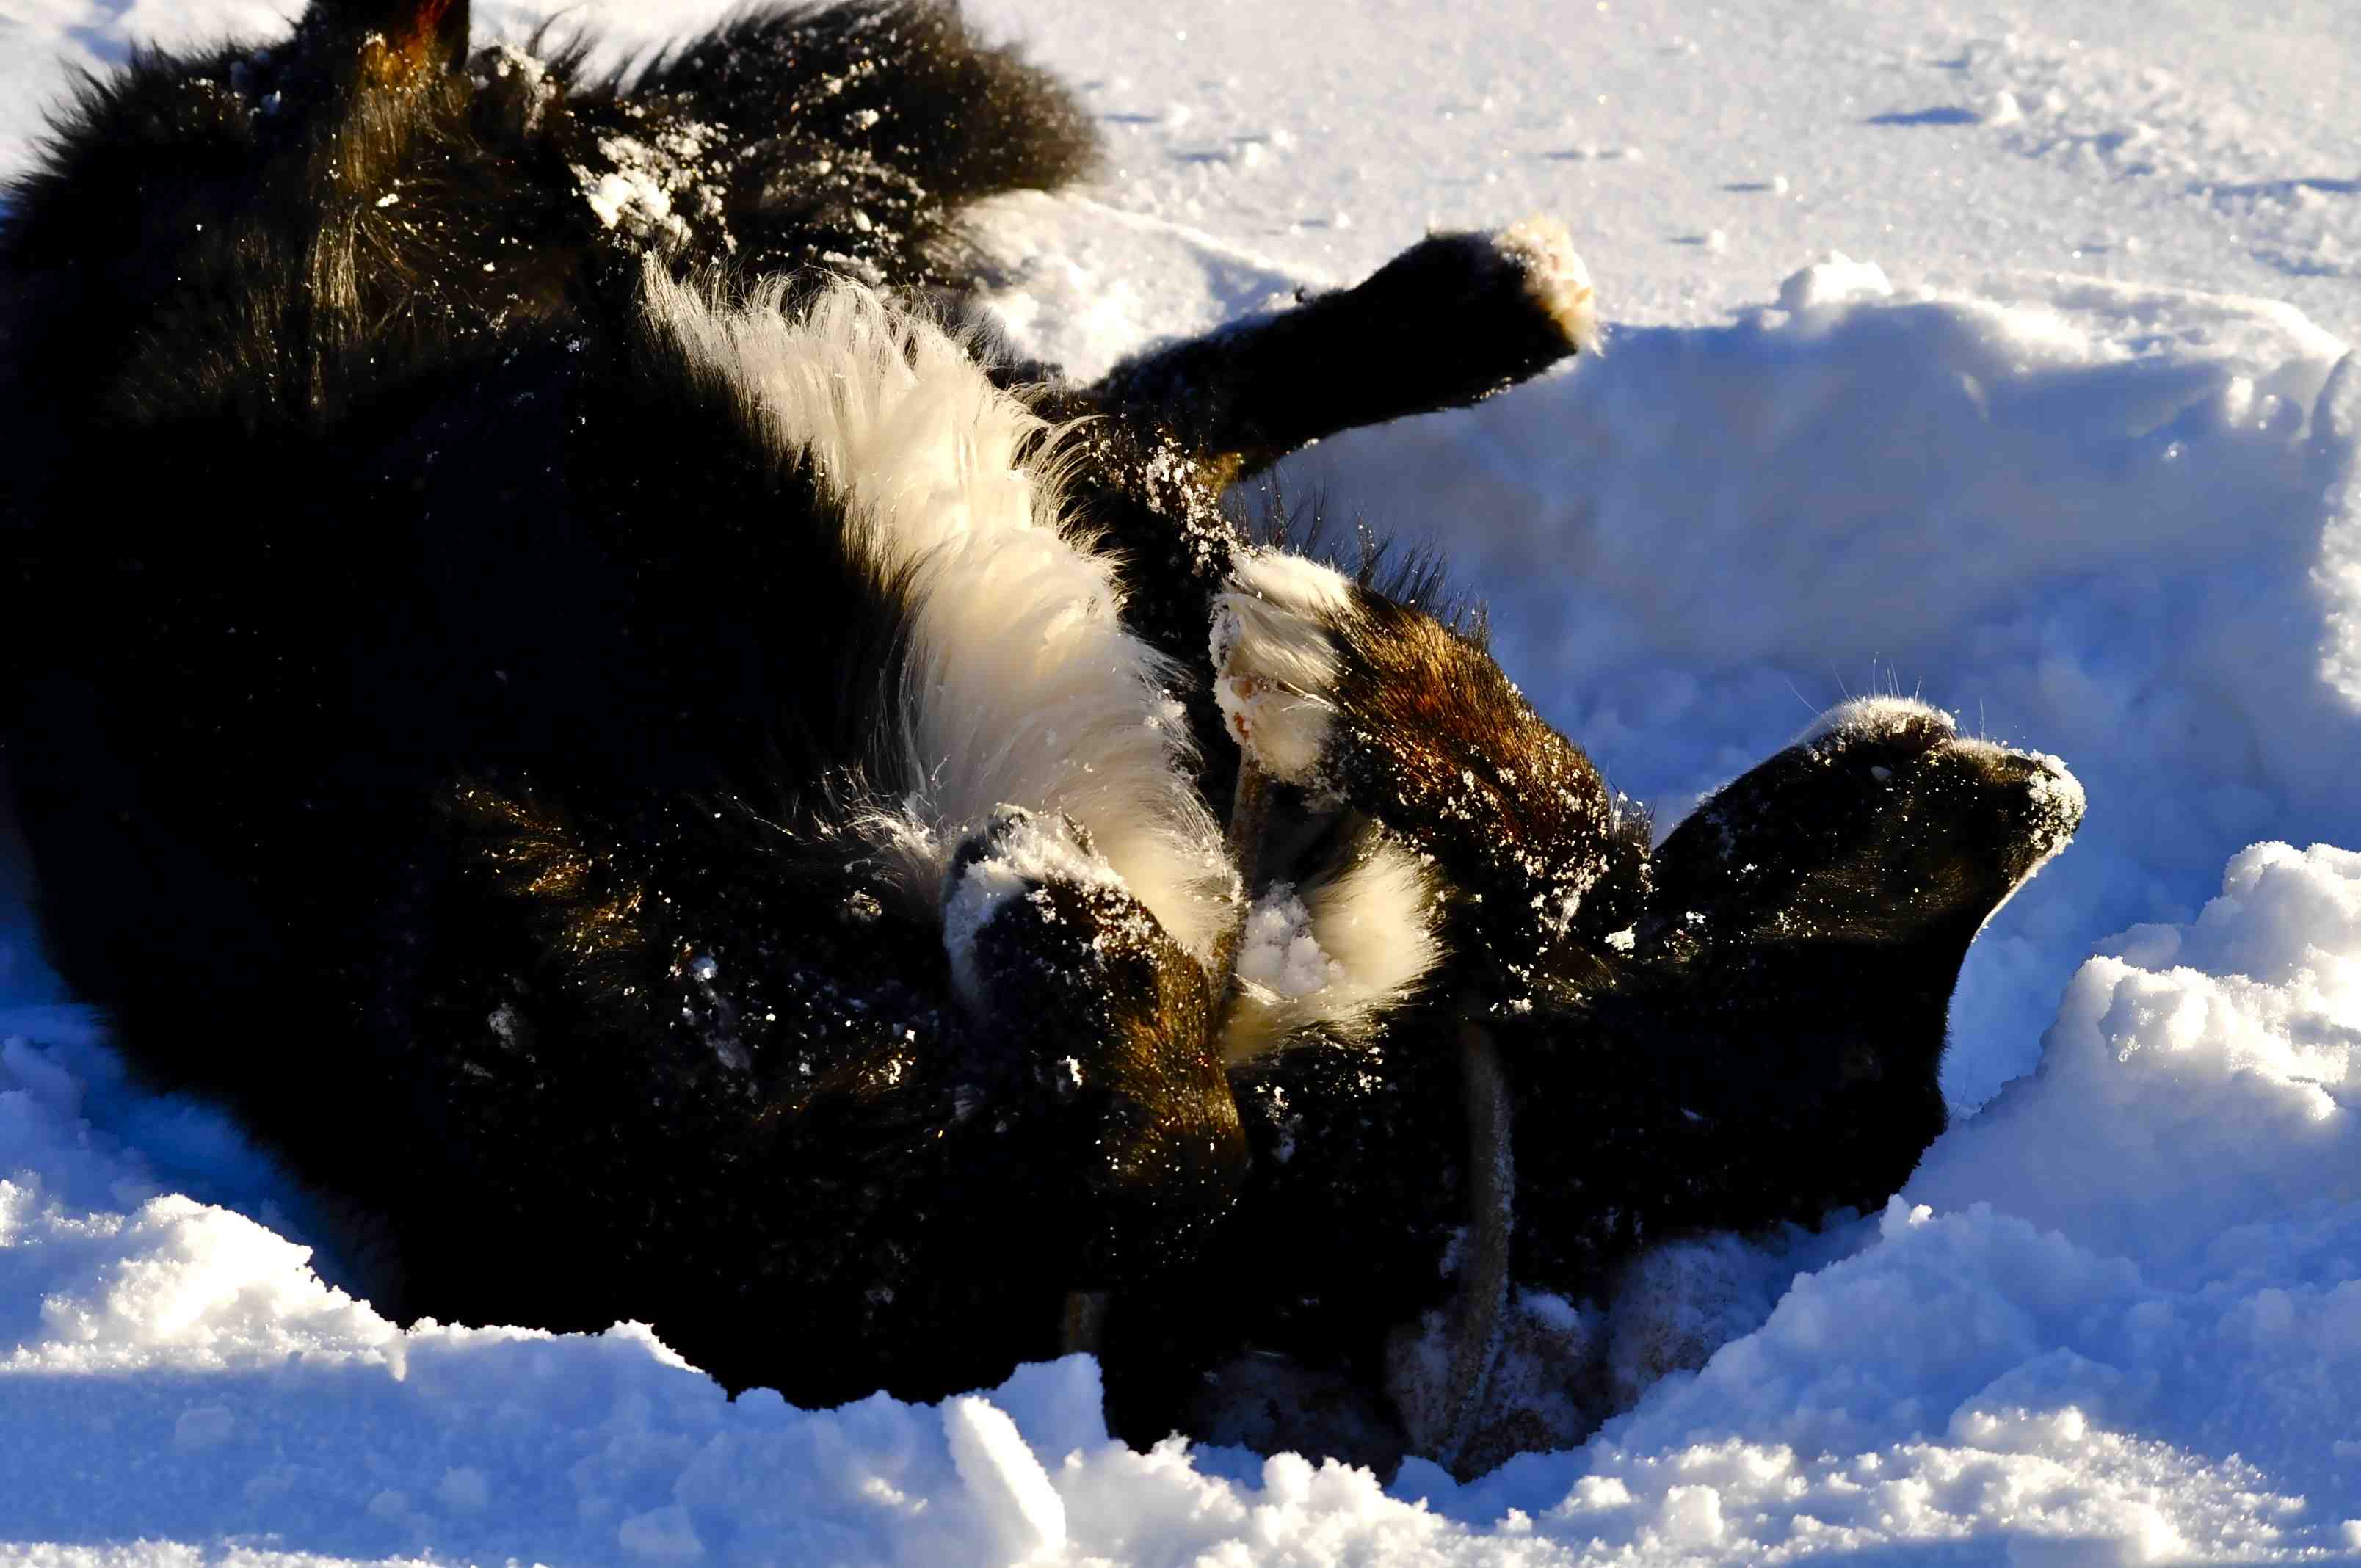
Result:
[639, 266, 1237, 962]
[1216, 834, 1443, 1064]
[1211, 550, 1354, 788]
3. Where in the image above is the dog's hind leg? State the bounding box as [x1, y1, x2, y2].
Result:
[1075, 216, 1600, 484]
[1015, 217, 1605, 720]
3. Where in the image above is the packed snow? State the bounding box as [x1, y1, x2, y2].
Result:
[4, 0, 2358, 1562]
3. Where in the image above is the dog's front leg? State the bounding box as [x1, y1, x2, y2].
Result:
[1211, 552, 1626, 998]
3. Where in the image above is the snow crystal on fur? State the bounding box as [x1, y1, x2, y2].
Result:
[1796, 694, 1956, 748]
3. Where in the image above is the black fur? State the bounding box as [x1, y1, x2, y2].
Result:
[948, 807, 1246, 1285]
[0, 0, 1091, 451]
[1091, 225, 1595, 482]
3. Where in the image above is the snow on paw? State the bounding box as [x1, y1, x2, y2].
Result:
[940, 805, 1244, 1277]
[1489, 214, 1603, 357]
[941, 804, 1125, 1013]
[937, 800, 1215, 1130]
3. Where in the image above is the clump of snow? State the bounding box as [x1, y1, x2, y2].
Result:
[1774, 251, 1893, 312]
[470, 41, 559, 130]
[1911, 841, 2361, 1272]
[573, 120, 733, 255]
[576, 153, 682, 244]
[1231, 884, 1344, 997]
[0, 1186, 397, 1374]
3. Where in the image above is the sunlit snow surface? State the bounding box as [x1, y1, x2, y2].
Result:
[4, 0, 2361, 1561]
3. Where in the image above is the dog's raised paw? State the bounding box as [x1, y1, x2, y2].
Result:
[1489, 214, 1603, 357]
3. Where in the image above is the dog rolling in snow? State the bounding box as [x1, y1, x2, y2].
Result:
[0, 0, 1613, 1403]
[0, 0, 2081, 1467]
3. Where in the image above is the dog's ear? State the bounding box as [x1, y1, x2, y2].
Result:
[307, 0, 469, 69]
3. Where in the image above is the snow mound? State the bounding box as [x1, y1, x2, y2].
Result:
[1912, 840, 2361, 1271]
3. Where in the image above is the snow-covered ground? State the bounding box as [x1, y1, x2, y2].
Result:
[4, 0, 2358, 1561]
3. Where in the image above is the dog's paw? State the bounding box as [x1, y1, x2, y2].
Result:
[941, 805, 1121, 1012]
[1649, 695, 2085, 952]
[1486, 214, 1603, 358]
[939, 802, 1244, 1277]
[1340, 214, 1603, 403]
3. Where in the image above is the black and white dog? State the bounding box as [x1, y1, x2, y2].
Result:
[1, 0, 2081, 1468]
